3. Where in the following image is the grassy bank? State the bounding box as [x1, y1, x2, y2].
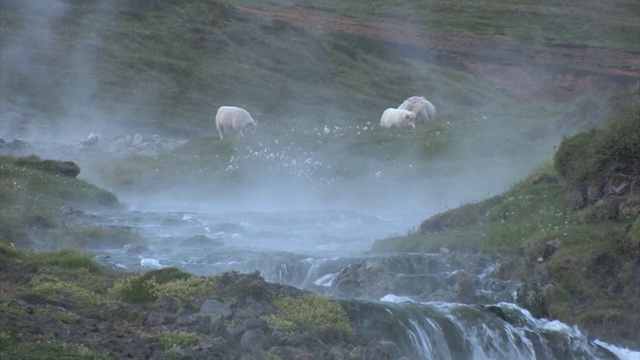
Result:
[0, 239, 355, 359]
[0, 155, 137, 249]
[373, 94, 640, 346]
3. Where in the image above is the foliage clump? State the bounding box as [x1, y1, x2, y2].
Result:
[28, 274, 102, 305]
[0, 336, 110, 360]
[54, 226, 145, 250]
[554, 102, 640, 188]
[110, 267, 217, 304]
[214, 271, 271, 303]
[265, 294, 355, 342]
[15, 156, 81, 178]
[0, 155, 123, 248]
[156, 331, 199, 351]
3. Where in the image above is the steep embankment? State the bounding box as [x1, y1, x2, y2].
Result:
[373, 93, 640, 348]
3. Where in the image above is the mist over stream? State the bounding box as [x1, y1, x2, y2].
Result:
[2, 0, 639, 358]
[76, 202, 631, 359]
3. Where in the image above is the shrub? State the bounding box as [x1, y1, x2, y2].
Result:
[156, 331, 199, 351]
[109, 267, 216, 304]
[554, 102, 640, 187]
[0, 337, 110, 360]
[215, 271, 270, 303]
[30, 248, 104, 273]
[554, 129, 599, 185]
[265, 294, 355, 342]
[156, 275, 217, 298]
[56, 226, 145, 250]
[15, 156, 80, 178]
[33, 307, 79, 325]
[27, 274, 101, 305]
[0, 237, 21, 263]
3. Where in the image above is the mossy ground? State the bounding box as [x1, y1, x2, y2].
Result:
[374, 97, 640, 346]
[0, 155, 137, 249]
[0, 239, 357, 359]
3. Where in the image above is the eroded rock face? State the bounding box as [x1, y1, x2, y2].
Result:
[326, 253, 519, 305]
[0, 270, 400, 360]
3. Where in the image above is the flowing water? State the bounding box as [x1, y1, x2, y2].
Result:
[83, 207, 638, 360]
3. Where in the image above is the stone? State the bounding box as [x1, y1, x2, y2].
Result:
[198, 299, 231, 324]
[239, 329, 267, 352]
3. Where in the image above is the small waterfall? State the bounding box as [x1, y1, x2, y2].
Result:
[88, 209, 638, 357]
[341, 300, 619, 360]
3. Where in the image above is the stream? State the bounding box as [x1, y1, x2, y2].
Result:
[81, 206, 636, 360]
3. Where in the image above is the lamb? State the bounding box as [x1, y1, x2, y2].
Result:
[398, 96, 436, 124]
[380, 108, 417, 128]
[215, 106, 257, 140]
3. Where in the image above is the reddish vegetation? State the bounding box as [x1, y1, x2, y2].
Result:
[241, 5, 639, 101]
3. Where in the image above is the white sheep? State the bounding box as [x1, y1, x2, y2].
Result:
[215, 106, 257, 140]
[380, 108, 417, 128]
[398, 96, 436, 124]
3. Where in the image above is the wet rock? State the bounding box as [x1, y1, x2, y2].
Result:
[515, 281, 548, 318]
[81, 132, 100, 146]
[618, 193, 640, 219]
[239, 329, 267, 352]
[587, 179, 604, 202]
[450, 270, 478, 303]
[180, 234, 224, 248]
[156, 295, 178, 313]
[564, 189, 586, 210]
[328, 253, 512, 304]
[531, 172, 560, 185]
[146, 311, 175, 326]
[123, 244, 150, 254]
[198, 299, 231, 324]
[197, 337, 233, 358]
[542, 238, 561, 261]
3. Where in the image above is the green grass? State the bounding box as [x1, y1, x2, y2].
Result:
[0, 337, 111, 360]
[0, 155, 128, 249]
[232, 0, 639, 50]
[156, 331, 199, 352]
[109, 267, 218, 305]
[265, 293, 356, 342]
[1, 0, 628, 136]
[372, 99, 640, 345]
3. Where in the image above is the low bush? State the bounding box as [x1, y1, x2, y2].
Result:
[156, 331, 199, 351]
[109, 267, 216, 304]
[265, 294, 355, 342]
[554, 102, 640, 188]
[27, 274, 101, 305]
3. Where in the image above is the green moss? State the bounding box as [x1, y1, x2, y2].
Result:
[27, 274, 102, 305]
[265, 294, 355, 342]
[630, 217, 640, 246]
[53, 226, 145, 250]
[29, 248, 105, 272]
[33, 307, 79, 325]
[157, 331, 199, 351]
[0, 336, 110, 360]
[0, 237, 21, 263]
[0, 296, 28, 316]
[14, 156, 80, 178]
[109, 267, 217, 304]
[554, 103, 640, 188]
[0, 155, 123, 248]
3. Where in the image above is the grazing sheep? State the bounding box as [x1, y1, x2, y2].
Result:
[215, 106, 257, 140]
[380, 108, 417, 128]
[398, 96, 436, 124]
